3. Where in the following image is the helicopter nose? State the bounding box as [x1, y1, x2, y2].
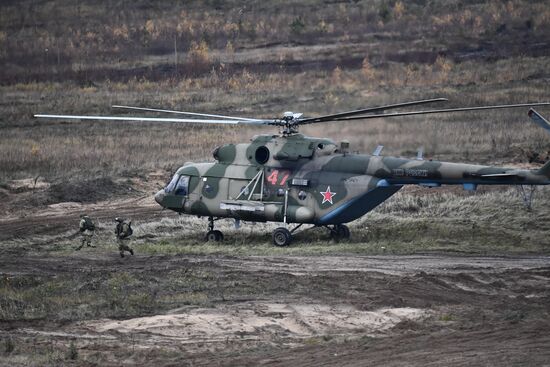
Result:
[154, 189, 166, 206]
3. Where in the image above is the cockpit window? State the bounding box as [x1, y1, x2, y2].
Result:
[165, 174, 179, 193]
[175, 175, 190, 196]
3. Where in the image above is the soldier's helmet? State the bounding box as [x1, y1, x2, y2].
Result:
[80, 214, 86, 218]
[115, 217, 123, 222]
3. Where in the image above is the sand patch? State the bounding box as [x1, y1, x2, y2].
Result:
[8, 178, 50, 191]
[86, 303, 427, 343]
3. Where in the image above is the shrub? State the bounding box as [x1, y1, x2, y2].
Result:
[290, 17, 305, 35]
[188, 40, 211, 74]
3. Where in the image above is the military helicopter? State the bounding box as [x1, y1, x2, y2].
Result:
[36, 98, 550, 246]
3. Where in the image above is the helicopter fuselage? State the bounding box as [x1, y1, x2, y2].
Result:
[154, 133, 550, 225]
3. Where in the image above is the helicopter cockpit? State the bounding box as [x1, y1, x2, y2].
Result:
[165, 174, 190, 196]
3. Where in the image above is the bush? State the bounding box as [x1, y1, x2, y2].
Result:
[290, 17, 305, 35]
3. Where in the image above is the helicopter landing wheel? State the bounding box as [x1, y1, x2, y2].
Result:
[205, 216, 223, 242]
[272, 227, 292, 247]
[330, 224, 350, 242]
[206, 230, 224, 242]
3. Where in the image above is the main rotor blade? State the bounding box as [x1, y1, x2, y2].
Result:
[297, 98, 448, 124]
[34, 114, 271, 125]
[112, 105, 263, 122]
[333, 102, 550, 121]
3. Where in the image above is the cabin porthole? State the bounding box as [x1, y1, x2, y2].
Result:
[255, 146, 270, 164]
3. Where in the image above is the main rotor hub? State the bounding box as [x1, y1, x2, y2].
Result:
[278, 111, 305, 135]
[283, 111, 294, 121]
[278, 111, 303, 135]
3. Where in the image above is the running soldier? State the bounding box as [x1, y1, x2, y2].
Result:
[115, 217, 134, 257]
[76, 214, 96, 250]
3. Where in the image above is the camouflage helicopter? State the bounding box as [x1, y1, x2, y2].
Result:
[36, 99, 550, 246]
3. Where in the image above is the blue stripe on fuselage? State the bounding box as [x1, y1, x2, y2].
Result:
[318, 185, 402, 225]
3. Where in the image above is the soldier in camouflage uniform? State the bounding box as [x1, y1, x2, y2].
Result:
[115, 217, 134, 257]
[76, 214, 96, 250]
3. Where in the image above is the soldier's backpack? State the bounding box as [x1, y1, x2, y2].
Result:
[81, 216, 95, 231]
[126, 221, 133, 237]
[118, 221, 133, 238]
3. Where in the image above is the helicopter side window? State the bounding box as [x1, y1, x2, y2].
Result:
[165, 174, 179, 193]
[175, 175, 190, 196]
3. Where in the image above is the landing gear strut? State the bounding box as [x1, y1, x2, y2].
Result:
[329, 224, 350, 242]
[205, 216, 224, 242]
[517, 185, 537, 210]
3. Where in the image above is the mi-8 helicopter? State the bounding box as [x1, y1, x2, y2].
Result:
[36, 98, 550, 246]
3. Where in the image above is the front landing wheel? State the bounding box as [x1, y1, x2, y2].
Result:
[206, 230, 224, 242]
[272, 227, 292, 247]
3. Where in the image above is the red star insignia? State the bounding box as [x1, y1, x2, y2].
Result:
[320, 186, 336, 204]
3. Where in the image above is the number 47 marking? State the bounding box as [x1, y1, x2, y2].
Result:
[267, 169, 290, 186]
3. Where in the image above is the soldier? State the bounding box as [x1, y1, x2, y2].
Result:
[76, 214, 96, 250]
[115, 217, 134, 257]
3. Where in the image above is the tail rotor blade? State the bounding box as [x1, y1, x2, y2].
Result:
[528, 109, 550, 134]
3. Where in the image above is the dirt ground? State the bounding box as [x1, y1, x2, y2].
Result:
[1, 252, 549, 366]
[1, 193, 549, 366]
